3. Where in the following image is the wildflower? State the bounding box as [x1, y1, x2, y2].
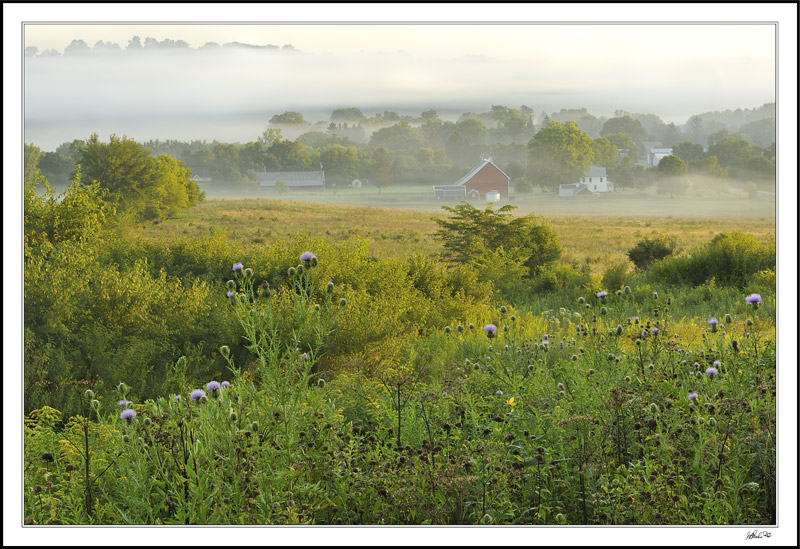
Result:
[496, 390, 504, 396]
[745, 294, 762, 308]
[207, 381, 221, 392]
[190, 389, 206, 401]
[634, 316, 639, 324]
[441, 392, 448, 398]
[708, 317, 719, 333]
[227, 290, 235, 298]
[557, 382, 564, 390]
[174, 395, 181, 401]
[232, 262, 244, 272]
[706, 367, 718, 378]
[326, 281, 334, 293]
[651, 328, 660, 336]
[120, 409, 137, 421]
[506, 396, 516, 407]
[221, 381, 231, 387]
[300, 251, 316, 264]
[300, 353, 309, 362]
[597, 290, 608, 300]
[653, 291, 658, 299]
[713, 360, 721, 368]
[117, 399, 131, 407]
[724, 314, 732, 324]
[483, 324, 497, 338]
[689, 391, 698, 401]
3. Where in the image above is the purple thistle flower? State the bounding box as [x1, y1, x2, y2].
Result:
[120, 409, 136, 421]
[117, 400, 131, 407]
[708, 318, 718, 326]
[634, 316, 640, 324]
[232, 262, 244, 272]
[299, 251, 316, 262]
[557, 383, 564, 390]
[713, 360, 721, 368]
[745, 293, 762, 305]
[326, 281, 334, 293]
[688, 391, 698, 401]
[227, 291, 235, 298]
[190, 389, 206, 401]
[651, 328, 660, 335]
[483, 324, 497, 338]
[221, 381, 231, 388]
[542, 334, 549, 340]
[597, 291, 608, 298]
[174, 395, 181, 401]
[706, 367, 718, 378]
[653, 291, 658, 298]
[206, 381, 221, 392]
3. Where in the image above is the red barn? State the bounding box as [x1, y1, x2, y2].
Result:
[434, 158, 510, 200]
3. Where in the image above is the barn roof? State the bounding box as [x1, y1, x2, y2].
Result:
[256, 170, 325, 187]
[453, 159, 510, 187]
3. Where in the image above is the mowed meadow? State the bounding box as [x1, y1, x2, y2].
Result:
[24, 190, 777, 526]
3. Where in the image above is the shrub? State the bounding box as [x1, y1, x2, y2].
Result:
[627, 237, 676, 270]
[601, 260, 632, 291]
[530, 264, 592, 297]
[648, 231, 775, 288]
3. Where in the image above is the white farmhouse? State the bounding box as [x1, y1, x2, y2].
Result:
[559, 166, 614, 198]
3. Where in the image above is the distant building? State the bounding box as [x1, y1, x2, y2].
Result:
[189, 166, 211, 183]
[558, 183, 598, 199]
[642, 142, 673, 167]
[559, 166, 614, 198]
[256, 170, 325, 190]
[433, 158, 510, 200]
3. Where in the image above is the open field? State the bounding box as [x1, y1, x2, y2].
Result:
[130, 195, 776, 276]
[197, 184, 777, 219]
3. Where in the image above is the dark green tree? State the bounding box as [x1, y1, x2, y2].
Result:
[656, 155, 688, 197]
[672, 141, 706, 165]
[433, 202, 561, 276]
[527, 121, 594, 191]
[269, 111, 306, 124]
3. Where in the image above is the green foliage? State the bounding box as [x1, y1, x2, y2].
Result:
[627, 237, 676, 270]
[77, 134, 203, 221]
[275, 180, 289, 194]
[601, 260, 632, 291]
[433, 202, 561, 277]
[530, 264, 592, 297]
[527, 121, 594, 191]
[269, 111, 306, 124]
[648, 231, 775, 288]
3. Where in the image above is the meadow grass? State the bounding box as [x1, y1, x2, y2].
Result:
[127, 193, 775, 275]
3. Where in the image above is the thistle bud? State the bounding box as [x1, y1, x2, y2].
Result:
[457, 324, 464, 333]
[251, 421, 259, 432]
[143, 417, 152, 427]
[578, 297, 585, 304]
[296, 264, 305, 274]
[500, 306, 507, 314]
[650, 403, 659, 414]
[85, 389, 95, 400]
[326, 281, 334, 293]
[91, 399, 100, 409]
[313, 304, 320, 312]
[287, 266, 297, 276]
[339, 298, 347, 308]
[226, 280, 236, 291]
[724, 314, 732, 324]
[123, 435, 131, 443]
[199, 395, 209, 405]
[244, 267, 254, 278]
[444, 326, 451, 334]
[746, 318, 753, 326]
[317, 379, 326, 388]
[600, 306, 608, 315]
[229, 411, 238, 422]
[219, 345, 230, 358]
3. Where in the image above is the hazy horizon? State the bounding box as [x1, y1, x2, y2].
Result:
[23, 23, 776, 151]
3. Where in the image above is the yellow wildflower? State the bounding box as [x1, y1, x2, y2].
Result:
[506, 396, 517, 407]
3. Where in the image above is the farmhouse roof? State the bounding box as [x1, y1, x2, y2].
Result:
[256, 170, 325, 187]
[453, 159, 510, 187]
[584, 166, 607, 177]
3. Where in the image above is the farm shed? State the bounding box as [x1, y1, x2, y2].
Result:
[577, 166, 614, 193]
[558, 183, 598, 199]
[256, 170, 325, 190]
[434, 158, 510, 200]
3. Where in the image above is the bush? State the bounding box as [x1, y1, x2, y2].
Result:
[530, 263, 592, 297]
[648, 231, 775, 288]
[627, 237, 676, 270]
[601, 260, 632, 291]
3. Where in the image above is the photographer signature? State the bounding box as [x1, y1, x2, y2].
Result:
[745, 530, 772, 540]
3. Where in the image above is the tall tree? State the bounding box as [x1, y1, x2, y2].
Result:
[372, 147, 393, 194]
[656, 155, 688, 197]
[527, 121, 594, 191]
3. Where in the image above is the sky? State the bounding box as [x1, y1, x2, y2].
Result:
[18, 10, 779, 151]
